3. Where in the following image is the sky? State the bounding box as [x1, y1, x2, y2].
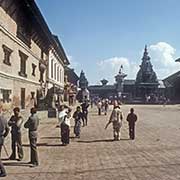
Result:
[37, 0, 180, 84]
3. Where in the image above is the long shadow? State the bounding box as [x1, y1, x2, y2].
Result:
[1, 158, 9, 161]
[23, 143, 64, 147]
[77, 139, 114, 143]
[77, 138, 130, 143]
[41, 137, 59, 140]
[41, 136, 76, 140]
[3, 162, 30, 167]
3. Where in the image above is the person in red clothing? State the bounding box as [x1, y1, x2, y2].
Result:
[126, 108, 137, 140]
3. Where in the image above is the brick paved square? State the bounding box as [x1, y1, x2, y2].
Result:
[2, 105, 180, 179]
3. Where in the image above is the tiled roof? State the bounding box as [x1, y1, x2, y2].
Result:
[163, 71, 180, 87]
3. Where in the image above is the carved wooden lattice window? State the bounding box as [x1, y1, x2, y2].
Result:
[32, 63, 36, 76]
[2, 45, 13, 66]
[18, 51, 28, 78]
[16, 11, 31, 47]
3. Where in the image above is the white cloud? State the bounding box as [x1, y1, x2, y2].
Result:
[97, 57, 139, 83]
[149, 42, 180, 78]
[96, 42, 180, 84]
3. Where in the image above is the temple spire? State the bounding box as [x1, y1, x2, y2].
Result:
[119, 65, 123, 74]
[142, 44, 150, 61]
[145, 44, 147, 52]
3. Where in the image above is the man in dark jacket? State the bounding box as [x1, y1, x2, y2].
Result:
[8, 107, 23, 161]
[0, 109, 9, 177]
[24, 107, 40, 167]
[126, 108, 137, 140]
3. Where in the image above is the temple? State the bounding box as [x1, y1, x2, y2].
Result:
[88, 45, 165, 103]
[135, 45, 159, 100]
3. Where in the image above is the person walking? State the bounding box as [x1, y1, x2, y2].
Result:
[104, 99, 109, 115]
[8, 107, 23, 161]
[0, 109, 9, 177]
[126, 108, 137, 140]
[73, 106, 83, 138]
[58, 105, 71, 146]
[81, 96, 89, 126]
[24, 108, 40, 167]
[97, 100, 102, 116]
[105, 101, 123, 141]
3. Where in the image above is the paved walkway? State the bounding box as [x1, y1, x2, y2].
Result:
[2, 104, 180, 179]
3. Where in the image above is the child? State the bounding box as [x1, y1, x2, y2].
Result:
[73, 106, 83, 138]
[126, 108, 137, 140]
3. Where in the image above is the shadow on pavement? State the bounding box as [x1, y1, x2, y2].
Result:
[41, 136, 76, 140]
[3, 162, 30, 167]
[77, 138, 130, 143]
[1, 158, 10, 161]
[41, 136, 59, 139]
[23, 143, 64, 147]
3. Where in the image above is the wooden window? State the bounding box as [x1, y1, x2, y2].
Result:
[60, 69, 62, 83]
[18, 51, 28, 78]
[54, 63, 57, 80]
[1, 89, 11, 103]
[57, 66, 59, 82]
[32, 63, 36, 76]
[51, 59, 53, 78]
[2, 45, 13, 66]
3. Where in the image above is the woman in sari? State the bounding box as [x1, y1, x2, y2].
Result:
[58, 105, 71, 146]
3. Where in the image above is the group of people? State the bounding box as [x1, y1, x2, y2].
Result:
[0, 97, 138, 177]
[0, 107, 39, 177]
[105, 101, 138, 141]
[58, 97, 138, 145]
[58, 96, 90, 146]
[97, 99, 109, 115]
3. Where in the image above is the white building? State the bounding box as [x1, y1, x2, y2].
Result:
[47, 35, 69, 108]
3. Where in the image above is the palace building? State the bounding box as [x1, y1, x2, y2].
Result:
[0, 0, 69, 111]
